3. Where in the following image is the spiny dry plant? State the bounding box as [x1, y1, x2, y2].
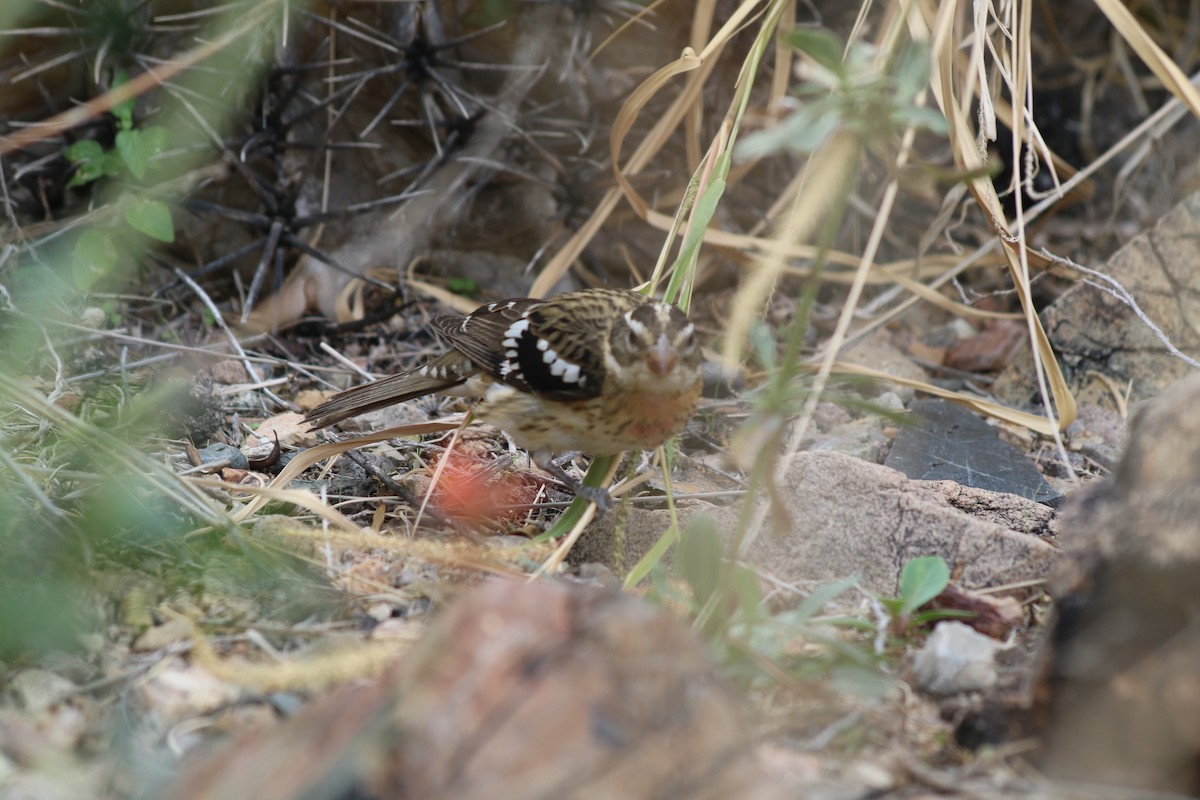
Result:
[1, 0, 1200, 790]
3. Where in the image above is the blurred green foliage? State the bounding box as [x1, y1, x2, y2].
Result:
[0, 0, 342, 662]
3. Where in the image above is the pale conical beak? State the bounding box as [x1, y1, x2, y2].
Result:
[645, 334, 679, 377]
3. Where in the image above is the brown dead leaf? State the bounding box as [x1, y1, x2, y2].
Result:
[944, 320, 1027, 373]
[925, 584, 1024, 640]
[244, 412, 317, 449]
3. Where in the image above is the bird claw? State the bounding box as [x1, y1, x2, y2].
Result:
[575, 484, 612, 511]
[531, 451, 612, 510]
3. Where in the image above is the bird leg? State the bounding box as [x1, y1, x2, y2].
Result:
[531, 450, 612, 510]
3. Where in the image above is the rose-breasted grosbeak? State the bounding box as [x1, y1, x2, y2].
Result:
[306, 288, 703, 506]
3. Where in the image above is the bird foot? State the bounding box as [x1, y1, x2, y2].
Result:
[574, 484, 613, 511]
[532, 452, 612, 510]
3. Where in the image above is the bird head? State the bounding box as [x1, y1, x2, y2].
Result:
[606, 301, 701, 392]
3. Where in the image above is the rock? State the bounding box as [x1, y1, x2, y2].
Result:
[700, 361, 746, 399]
[208, 361, 251, 385]
[840, 331, 929, 403]
[6, 671, 75, 716]
[911, 622, 1002, 695]
[995, 190, 1200, 406]
[580, 452, 1060, 597]
[803, 414, 890, 464]
[1064, 402, 1126, 471]
[746, 452, 1059, 596]
[195, 443, 248, 471]
[161, 579, 783, 800]
[1039, 372, 1200, 794]
[885, 399, 1060, 506]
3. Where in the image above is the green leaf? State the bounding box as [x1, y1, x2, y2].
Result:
[898, 556, 950, 617]
[446, 277, 479, 296]
[729, 563, 765, 621]
[676, 514, 723, 607]
[893, 43, 931, 104]
[115, 130, 150, 180]
[72, 230, 120, 289]
[123, 198, 175, 242]
[65, 139, 104, 164]
[735, 101, 842, 159]
[66, 140, 114, 187]
[68, 161, 104, 188]
[890, 105, 948, 135]
[910, 608, 976, 626]
[623, 519, 679, 589]
[667, 175, 726, 279]
[783, 577, 858, 627]
[787, 28, 846, 77]
[748, 321, 776, 371]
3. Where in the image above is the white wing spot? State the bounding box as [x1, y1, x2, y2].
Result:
[506, 349, 519, 358]
[504, 318, 530, 340]
[542, 348, 558, 364]
[546, 355, 581, 383]
[418, 365, 430, 377]
[560, 362, 581, 383]
[536, 338, 550, 352]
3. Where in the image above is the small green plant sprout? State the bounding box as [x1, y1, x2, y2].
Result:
[880, 556, 973, 638]
[665, 516, 890, 695]
[65, 73, 174, 289]
[65, 73, 171, 188]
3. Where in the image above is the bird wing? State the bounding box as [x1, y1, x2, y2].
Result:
[433, 290, 646, 401]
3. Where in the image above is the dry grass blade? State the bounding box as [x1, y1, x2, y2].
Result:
[721, 131, 861, 369]
[228, 422, 459, 523]
[1092, 0, 1200, 118]
[609, 46, 704, 218]
[528, 1, 763, 296]
[0, 371, 226, 525]
[925, 0, 1076, 432]
[196, 478, 526, 576]
[170, 609, 412, 693]
[829, 361, 1062, 434]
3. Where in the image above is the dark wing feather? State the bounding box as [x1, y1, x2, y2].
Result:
[429, 298, 539, 377]
[435, 289, 648, 401]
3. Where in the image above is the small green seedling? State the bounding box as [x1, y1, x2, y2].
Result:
[880, 556, 972, 637]
[65, 73, 174, 289]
